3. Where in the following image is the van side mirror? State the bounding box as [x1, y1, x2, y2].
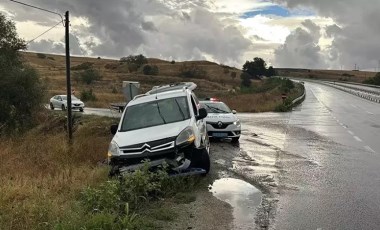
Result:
[232, 110, 237, 114]
[197, 108, 208, 120]
[110, 124, 118, 135]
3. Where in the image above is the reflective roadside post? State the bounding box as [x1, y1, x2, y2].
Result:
[282, 93, 287, 104]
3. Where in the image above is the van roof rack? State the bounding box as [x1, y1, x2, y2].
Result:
[147, 82, 197, 95]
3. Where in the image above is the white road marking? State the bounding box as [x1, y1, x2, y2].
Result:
[354, 136, 362, 142]
[366, 111, 374, 115]
[351, 104, 358, 108]
[364, 146, 376, 153]
[343, 126, 348, 129]
[348, 130, 354, 135]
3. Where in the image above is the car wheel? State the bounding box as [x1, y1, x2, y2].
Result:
[50, 103, 54, 110]
[232, 137, 240, 143]
[190, 148, 210, 174]
[61, 104, 66, 111]
[79, 108, 84, 112]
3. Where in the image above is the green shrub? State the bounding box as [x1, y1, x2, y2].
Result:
[71, 62, 94, 71]
[80, 89, 97, 102]
[127, 63, 139, 73]
[74, 68, 102, 85]
[171, 60, 175, 64]
[36, 53, 47, 59]
[0, 66, 44, 134]
[240, 72, 252, 88]
[119, 54, 148, 68]
[274, 98, 292, 112]
[279, 78, 295, 93]
[111, 86, 118, 94]
[179, 64, 207, 78]
[143, 64, 159, 75]
[363, 72, 380, 86]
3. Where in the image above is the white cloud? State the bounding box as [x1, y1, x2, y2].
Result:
[209, 0, 274, 14]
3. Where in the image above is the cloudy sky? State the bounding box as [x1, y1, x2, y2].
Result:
[1, 0, 379, 70]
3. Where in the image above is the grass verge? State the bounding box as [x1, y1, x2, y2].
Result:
[220, 78, 305, 112]
[0, 113, 203, 229]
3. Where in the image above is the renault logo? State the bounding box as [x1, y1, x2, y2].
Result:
[217, 121, 223, 128]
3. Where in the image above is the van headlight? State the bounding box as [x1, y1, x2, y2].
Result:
[176, 127, 195, 146]
[233, 119, 241, 127]
[107, 141, 119, 162]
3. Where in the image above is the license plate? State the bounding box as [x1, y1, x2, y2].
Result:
[213, 133, 228, 137]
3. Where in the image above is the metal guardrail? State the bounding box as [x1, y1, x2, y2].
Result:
[327, 82, 380, 96]
[322, 82, 380, 104]
[292, 86, 306, 105]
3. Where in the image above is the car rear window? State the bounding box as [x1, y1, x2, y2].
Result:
[201, 102, 231, 114]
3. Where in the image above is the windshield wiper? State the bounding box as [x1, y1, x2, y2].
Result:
[205, 104, 228, 113]
[174, 99, 186, 120]
[156, 102, 167, 124]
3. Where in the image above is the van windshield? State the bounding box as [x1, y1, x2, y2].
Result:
[120, 96, 190, 131]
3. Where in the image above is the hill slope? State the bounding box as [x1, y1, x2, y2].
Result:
[277, 68, 377, 83]
[22, 52, 242, 108]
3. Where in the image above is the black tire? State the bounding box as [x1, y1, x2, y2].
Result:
[232, 137, 240, 143]
[190, 148, 210, 174]
[50, 103, 54, 110]
[61, 104, 66, 111]
[79, 108, 84, 112]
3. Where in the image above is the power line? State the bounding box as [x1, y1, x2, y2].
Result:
[9, 0, 64, 25]
[27, 20, 63, 44]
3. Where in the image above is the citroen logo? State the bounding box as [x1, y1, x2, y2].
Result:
[217, 121, 223, 128]
[141, 143, 151, 152]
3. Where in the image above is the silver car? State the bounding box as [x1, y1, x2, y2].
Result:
[49, 95, 85, 112]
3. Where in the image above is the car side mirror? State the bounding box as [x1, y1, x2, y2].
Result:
[197, 108, 208, 120]
[232, 110, 237, 114]
[110, 124, 118, 135]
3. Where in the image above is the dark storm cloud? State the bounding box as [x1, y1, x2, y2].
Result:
[1, 0, 251, 64]
[274, 0, 380, 69]
[141, 21, 157, 32]
[28, 34, 84, 55]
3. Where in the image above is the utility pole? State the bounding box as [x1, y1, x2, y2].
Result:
[9, 1, 73, 141]
[65, 11, 73, 141]
[354, 63, 357, 71]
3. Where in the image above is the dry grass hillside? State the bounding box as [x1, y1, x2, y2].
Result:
[277, 68, 377, 83]
[22, 52, 242, 108]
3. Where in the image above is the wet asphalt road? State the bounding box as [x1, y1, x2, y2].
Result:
[63, 81, 380, 229]
[235, 81, 380, 230]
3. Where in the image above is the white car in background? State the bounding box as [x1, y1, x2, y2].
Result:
[200, 98, 241, 142]
[49, 95, 85, 112]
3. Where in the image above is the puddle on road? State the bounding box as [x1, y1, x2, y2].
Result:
[209, 178, 262, 229]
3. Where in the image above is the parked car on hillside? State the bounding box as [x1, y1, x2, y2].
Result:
[200, 98, 241, 142]
[107, 82, 211, 176]
[49, 95, 85, 112]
